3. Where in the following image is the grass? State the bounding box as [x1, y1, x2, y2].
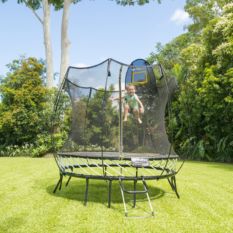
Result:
[0, 158, 232, 233]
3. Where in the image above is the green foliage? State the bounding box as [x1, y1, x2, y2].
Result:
[0, 0, 161, 10]
[87, 89, 119, 149]
[148, 33, 193, 77]
[148, 2, 233, 162]
[0, 135, 49, 157]
[0, 57, 63, 157]
[0, 57, 48, 145]
[67, 87, 119, 151]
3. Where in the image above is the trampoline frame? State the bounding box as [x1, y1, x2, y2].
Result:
[53, 152, 180, 216]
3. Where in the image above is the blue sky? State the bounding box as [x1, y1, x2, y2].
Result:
[0, 0, 190, 76]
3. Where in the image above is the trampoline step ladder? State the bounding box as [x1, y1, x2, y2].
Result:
[119, 178, 154, 217]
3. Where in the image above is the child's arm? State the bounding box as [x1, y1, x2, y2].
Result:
[111, 93, 126, 101]
[111, 96, 124, 101]
[135, 95, 144, 109]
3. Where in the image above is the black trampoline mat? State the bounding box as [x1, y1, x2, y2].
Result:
[57, 151, 178, 160]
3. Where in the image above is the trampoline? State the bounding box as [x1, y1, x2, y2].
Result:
[52, 58, 182, 216]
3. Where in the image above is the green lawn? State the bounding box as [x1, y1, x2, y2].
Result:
[0, 158, 232, 233]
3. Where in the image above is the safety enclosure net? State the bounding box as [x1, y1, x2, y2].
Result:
[54, 58, 178, 159]
[52, 58, 181, 216]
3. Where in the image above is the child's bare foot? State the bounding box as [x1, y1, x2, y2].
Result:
[123, 118, 128, 122]
[138, 118, 142, 124]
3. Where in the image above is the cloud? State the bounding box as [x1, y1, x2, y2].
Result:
[72, 63, 88, 68]
[170, 9, 190, 25]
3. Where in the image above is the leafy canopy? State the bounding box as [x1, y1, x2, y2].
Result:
[0, 57, 50, 145]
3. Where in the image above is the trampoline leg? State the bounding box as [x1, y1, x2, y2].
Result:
[59, 175, 63, 190]
[84, 178, 89, 206]
[133, 180, 137, 208]
[66, 176, 72, 187]
[53, 179, 60, 193]
[66, 167, 73, 187]
[172, 176, 180, 199]
[53, 174, 63, 193]
[167, 176, 180, 199]
[108, 180, 112, 208]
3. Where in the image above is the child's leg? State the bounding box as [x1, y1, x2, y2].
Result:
[139, 107, 144, 114]
[133, 108, 142, 124]
[124, 104, 129, 121]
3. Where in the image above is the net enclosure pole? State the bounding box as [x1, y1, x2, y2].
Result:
[100, 59, 111, 175]
[119, 65, 123, 157]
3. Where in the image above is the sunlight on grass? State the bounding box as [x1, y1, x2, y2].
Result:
[0, 158, 232, 233]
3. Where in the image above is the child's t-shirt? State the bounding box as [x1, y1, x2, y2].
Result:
[124, 94, 139, 110]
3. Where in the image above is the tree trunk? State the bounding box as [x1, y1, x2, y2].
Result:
[59, 0, 72, 85]
[42, 0, 54, 88]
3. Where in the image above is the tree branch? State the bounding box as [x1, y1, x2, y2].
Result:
[29, 7, 43, 25]
[21, 0, 43, 24]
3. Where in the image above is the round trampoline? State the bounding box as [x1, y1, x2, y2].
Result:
[52, 58, 182, 216]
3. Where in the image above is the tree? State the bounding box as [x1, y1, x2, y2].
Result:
[58, 0, 78, 84]
[0, 57, 50, 145]
[185, 0, 232, 34]
[148, 1, 233, 162]
[148, 33, 193, 77]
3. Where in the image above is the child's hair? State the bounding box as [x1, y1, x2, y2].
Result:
[127, 84, 136, 90]
[125, 84, 136, 94]
[125, 84, 130, 91]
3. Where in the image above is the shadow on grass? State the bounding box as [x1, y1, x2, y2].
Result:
[46, 178, 165, 205]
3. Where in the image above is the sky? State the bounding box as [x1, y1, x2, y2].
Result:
[0, 0, 191, 77]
